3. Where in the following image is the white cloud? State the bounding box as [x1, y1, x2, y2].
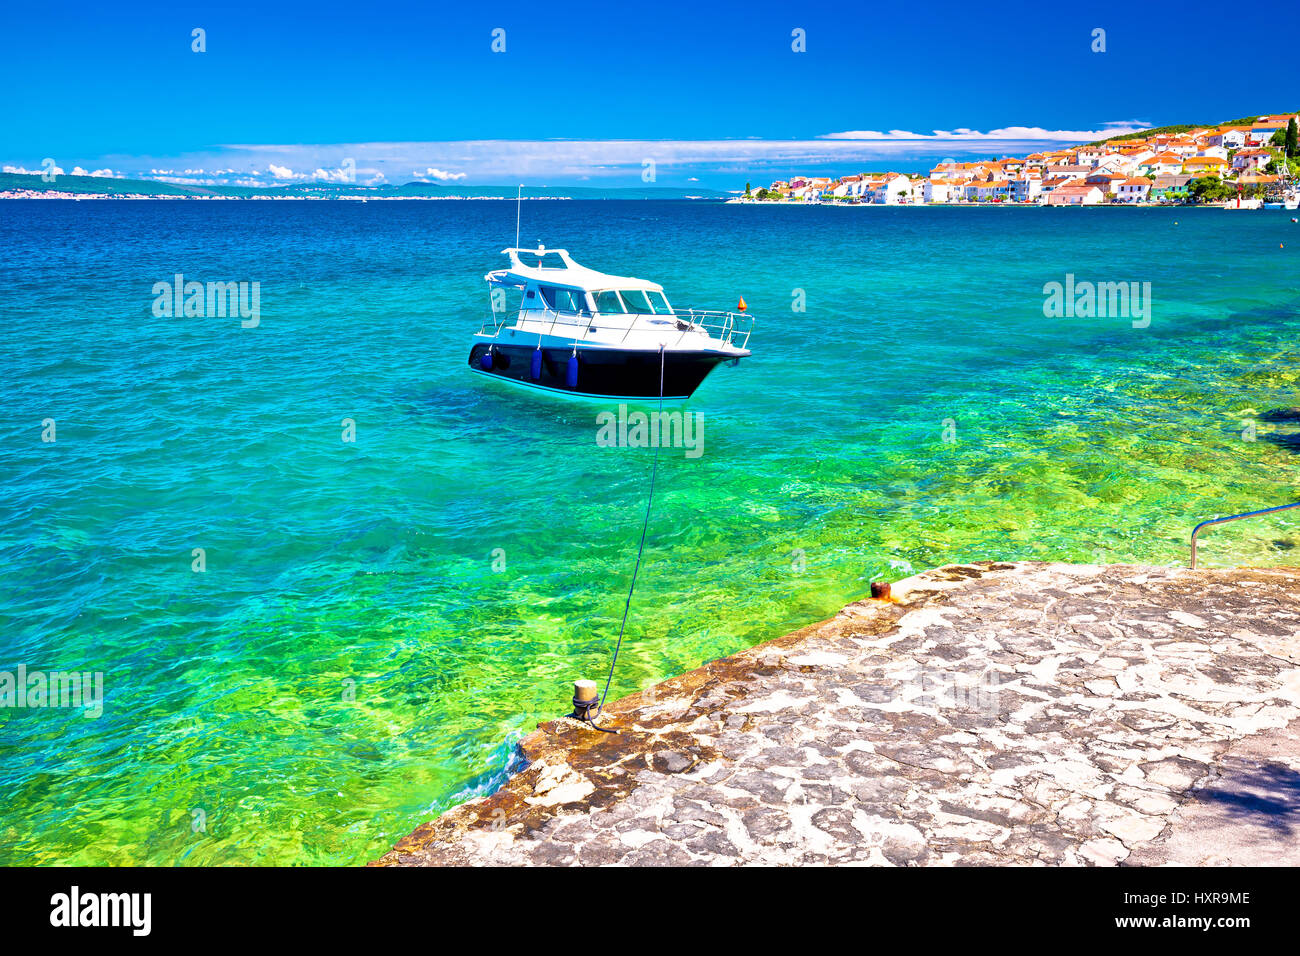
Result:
[312, 166, 350, 183]
[3, 164, 64, 176]
[71, 166, 118, 178]
[819, 122, 1147, 141]
[412, 167, 467, 182]
[73, 121, 1155, 187]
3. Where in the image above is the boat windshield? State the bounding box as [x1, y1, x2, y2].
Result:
[593, 291, 625, 313]
[646, 291, 673, 315]
[592, 289, 674, 315]
[539, 285, 587, 313]
[618, 290, 654, 314]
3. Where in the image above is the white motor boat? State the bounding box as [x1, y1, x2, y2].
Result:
[468, 246, 753, 399]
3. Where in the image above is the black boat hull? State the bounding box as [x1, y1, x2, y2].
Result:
[467, 344, 735, 399]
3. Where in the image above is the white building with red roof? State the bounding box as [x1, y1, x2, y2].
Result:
[1232, 148, 1273, 171]
[1116, 176, 1153, 203]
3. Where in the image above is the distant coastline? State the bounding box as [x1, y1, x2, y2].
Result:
[735, 111, 1298, 208]
[0, 171, 727, 202]
[724, 197, 1193, 208]
[0, 191, 584, 201]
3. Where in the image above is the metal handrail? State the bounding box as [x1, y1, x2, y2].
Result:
[479, 305, 754, 349]
[1189, 501, 1300, 568]
[480, 306, 590, 336]
[678, 308, 755, 350]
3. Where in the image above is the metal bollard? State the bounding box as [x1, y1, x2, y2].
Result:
[571, 679, 600, 721]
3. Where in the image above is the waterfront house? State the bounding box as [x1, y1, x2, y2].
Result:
[975, 179, 1011, 201]
[1115, 176, 1152, 203]
[869, 174, 912, 204]
[1084, 171, 1126, 195]
[922, 178, 961, 203]
[1150, 173, 1192, 201]
[844, 176, 875, 200]
[1009, 175, 1042, 202]
[1044, 184, 1104, 205]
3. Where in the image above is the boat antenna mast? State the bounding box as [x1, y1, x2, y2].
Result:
[515, 183, 522, 248]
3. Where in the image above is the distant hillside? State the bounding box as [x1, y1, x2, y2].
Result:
[1089, 124, 1200, 145]
[0, 171, 223, 196]
[1085, 113, 1281, 146]
[0, 171, 729, 200]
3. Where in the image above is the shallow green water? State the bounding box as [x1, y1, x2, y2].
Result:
[1, 200, 1297, 864]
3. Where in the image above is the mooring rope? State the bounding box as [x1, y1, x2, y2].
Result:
[588, 344, 667, 731]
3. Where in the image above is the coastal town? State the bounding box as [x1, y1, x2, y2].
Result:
[739, 113, 1300, 208]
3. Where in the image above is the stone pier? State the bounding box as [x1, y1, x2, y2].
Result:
[374, 562, 1300, 866]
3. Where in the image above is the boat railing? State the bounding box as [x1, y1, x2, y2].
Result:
[1189, 501, 1300, 568]
[479, 306, 754, 349]
[673, 308, 755, 350]
[480, 306, 602, 338]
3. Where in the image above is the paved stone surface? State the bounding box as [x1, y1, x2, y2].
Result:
[373, 562, 1300, 867]
[1124, 716, 1300, 865]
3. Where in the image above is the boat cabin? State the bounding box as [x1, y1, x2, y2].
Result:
[485, 246, 678, 321]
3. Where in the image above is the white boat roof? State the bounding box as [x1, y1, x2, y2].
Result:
[485, 246, 663, 292]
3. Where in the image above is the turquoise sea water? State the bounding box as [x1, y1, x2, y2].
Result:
[1, 199, 1298, 865]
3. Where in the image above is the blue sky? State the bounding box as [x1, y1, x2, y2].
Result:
[3, 0, 1298, 189]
